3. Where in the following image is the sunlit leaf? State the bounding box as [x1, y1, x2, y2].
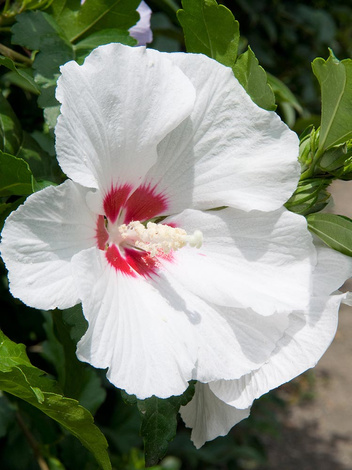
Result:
[0, 330, 111, 470]
[178, 0, 239, 67]
[312, 50, 352, 152]
[233, 46, 276, 111]
[306, 213, 352, 256]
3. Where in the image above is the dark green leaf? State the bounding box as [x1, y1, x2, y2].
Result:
[0, 197, 26, 231]
[48, 0, 140, 43]
[178, 0, 239, 67]
[16, 131, 59, 181]
[0, 56, 40, 94]
[233, 47, 276, 111]
[74, 29, 137, 63]
[138, 383, 195, 466]
[49, 310, 106, 414]
[0, 94, 22, 155]
[312, 50, 352, 152]
[306, 213, 352, 256]
[61, 304, 88, 345]
[267, 72, 302, 113]
[0, 151, 34, 196]
[0, 330, 111, 470]
[0, 395, 16, 438]
[12, 11, 74, 110]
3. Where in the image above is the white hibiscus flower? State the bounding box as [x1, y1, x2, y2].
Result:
[1, 43, 351, 447]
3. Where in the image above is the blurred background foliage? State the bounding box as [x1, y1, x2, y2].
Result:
[0, 0, 351, 469]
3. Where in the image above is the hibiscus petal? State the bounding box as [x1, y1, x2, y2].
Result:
[72, 247, 196, 399]
[55, 43, 196, 190]
[0, 180, 96, 309]
[180, 382, 250, 449]
[155, 272, 290, 383]
[143, 52, 299, 213]
[164, 207, 315, 316]
[209, 245, 352, 409]
[71, 241, 292, 397]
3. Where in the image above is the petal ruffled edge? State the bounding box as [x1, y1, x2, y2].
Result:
[55, 44, 196, 191]
[180, 382, 250, 448]
[0, 180, 97, 310]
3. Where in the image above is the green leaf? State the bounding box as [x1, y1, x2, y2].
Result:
[266, 73, 302, 113]
[285, 178, 331, 215]
[1, 0, 53, 18]
[0, 197, 26, 231]
[0, 94, 23, 155]
[74, 28, 137, 63]
[0, 151, 34, 196]
[44, 309, 105, 414]
[12, 11, 74, 109]
[312, 50, 352, 152]
[306, 213, 352, 256]
[233, 47, 276, 111]
[48, 0, 140, 43]
[0, 56, 40, 94]
[137, 383, 195, 466]
[16, 131, 61, 182]
[0, 330, 111, 470]
[177, 0, 239, 67]
[0, 395, 16, 438]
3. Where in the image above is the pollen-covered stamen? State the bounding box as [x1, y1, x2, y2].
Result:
[118, 221, 203, 257]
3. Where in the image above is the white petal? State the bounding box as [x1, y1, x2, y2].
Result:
[72, 247, 196, 399]
[55, 44, 195, 190]
[144, 52, 299, 213]
[310, 238, 352, 296]
[0, 180, 96, 310]
[71, 245, 290, 398]
[164, 207, 315, 316]
[129, 1, 153, 46]
[156, 272, 290, 382]
[209, 243, 352, 408]
[180, 383, 250, 449]
[210, 294, 343, 409]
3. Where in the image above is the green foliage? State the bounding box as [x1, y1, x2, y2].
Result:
[74, 29, 137, 63]
[12, 10, 74, 111]
[285, 178, 331, 216]
[312, 50, 352, 152]
[178, 0, 239, 67]
[267, 72, 303, 126]
[0, 56, 39, 94]
[0, 330, 111, 470]
[306, 213, 352, 257]
[42, 309, 106, 414]
[178, 0, 276, 112]
[0, 93, 22, 155]
[47, 0, 140, 43]
[122, 383, 195, 467]
[233, 46, 276, 111]
[0, 151, 34, 196]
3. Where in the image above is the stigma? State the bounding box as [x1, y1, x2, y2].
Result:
[112, 220, 203, 256]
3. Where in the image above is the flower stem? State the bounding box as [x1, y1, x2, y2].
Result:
[0, 43, 32, 66]
[16, 411, 50, 470]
